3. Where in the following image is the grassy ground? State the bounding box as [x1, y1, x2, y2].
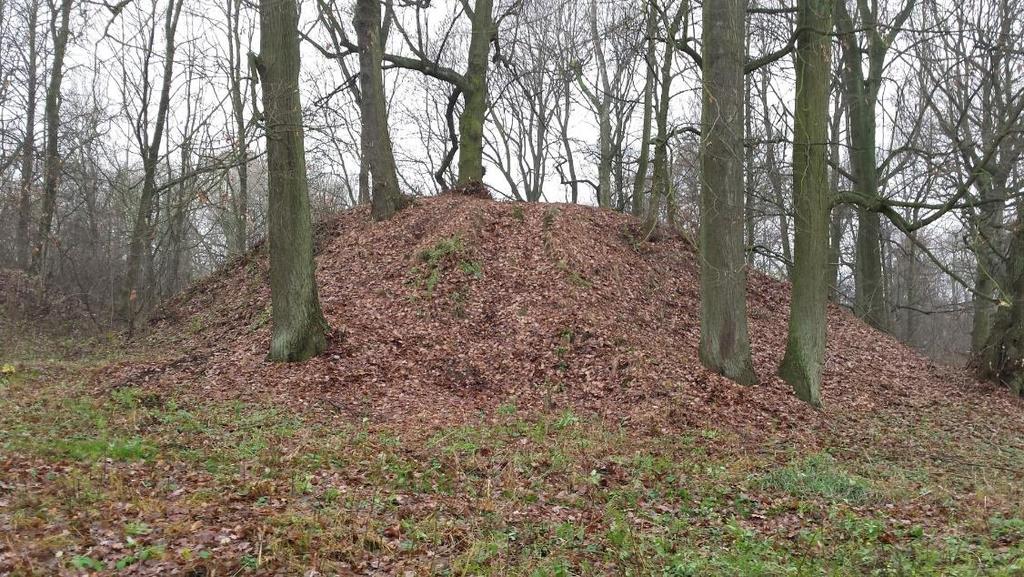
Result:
[1, 351, 1023, 576]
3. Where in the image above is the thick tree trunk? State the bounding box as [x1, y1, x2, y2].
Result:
[456, 0, 493, 185]
[846, 68, 887, 329]
[970, 177, 1006, 357]
[981, 213, 1024, 396]
[258, 0, 329, 362]
[960, 0, 1013, 366]
[698, 0, 756, 385]
[354, 0, 402, 220]
[779, 0, 832, 407]
[16, 1, 38, 271]
[30, 0, 71, 276]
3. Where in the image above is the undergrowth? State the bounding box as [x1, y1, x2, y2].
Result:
[412, 235, 483, 298]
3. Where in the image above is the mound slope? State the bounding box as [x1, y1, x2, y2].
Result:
[123, 195, 1020, 444]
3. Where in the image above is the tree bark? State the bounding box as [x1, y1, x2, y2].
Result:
[227, 0, 249, 257]
[121, 0, 183, 331]
[558, 79, 578, 204]
[971, 168, 1010, 364]
[644, 0, 684, 234]
[834, 0, 915, 332]
[355, 0, 402, 220]
[456, 0, 494, 185]
[258, 0, 329, 362]
[779, 0, 832, 407]
[588, 0, 612, 208]
[15, 0, 39, 270]
[981, 212, 1024, 396]
[969, 89, 1011, 358]
[698, 0, 757, 385]
[30, 0, 71, 276]
[631, 1, 656, 217]
[827, 99, 846, 301]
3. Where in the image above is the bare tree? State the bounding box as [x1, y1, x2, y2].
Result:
[30, 0, 72, 274]
[117, 0, 184, 331]
[14, 0, 39, 270]
[834, 0, 916, 331]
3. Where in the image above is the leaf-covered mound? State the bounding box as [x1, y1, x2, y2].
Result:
[122, 195, 1020, 443]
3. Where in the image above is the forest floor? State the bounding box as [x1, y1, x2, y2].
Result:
[2, 196, 1024, 575]
[2, 344, 1023, 576]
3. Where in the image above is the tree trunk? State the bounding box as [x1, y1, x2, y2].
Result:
[631, 1, 656, 217]
[30, 0, 71, 276]
[558, 80, 578, 204]
[827, 100, 845, 301]
[779, 0, 832, 407]
[836, 0, 893, 332]
[644, 2, 683, 234]
[355, 0, 402, 220]
[903, 232, 919, 346]
[981, 213, 1024, 396]
[698, 0, 756, 385]
[744, 71, 755, 267]
[589, 0, 612, 208]
[121, 0, 182, 331]
[16, 0, 38, 271]
[970, 177, 1006, 358]
[854, 208, 887, 329]
[258, 0, 329, 362]
[166, 135, 193, 297]
[456, 0, 493, 185]
[228, 0, 249, 257]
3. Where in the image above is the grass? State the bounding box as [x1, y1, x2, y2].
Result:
[756, 452, 873, 504]
[411, 235, 484, 299]
[0, 359, 1022, 575]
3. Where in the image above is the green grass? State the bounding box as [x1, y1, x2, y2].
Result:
[756, 452, 873, 504]
[414, 235, 484, 296]
[45, 436, 156, 461]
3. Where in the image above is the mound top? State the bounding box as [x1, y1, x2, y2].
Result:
[122, 195, 1019, 444]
